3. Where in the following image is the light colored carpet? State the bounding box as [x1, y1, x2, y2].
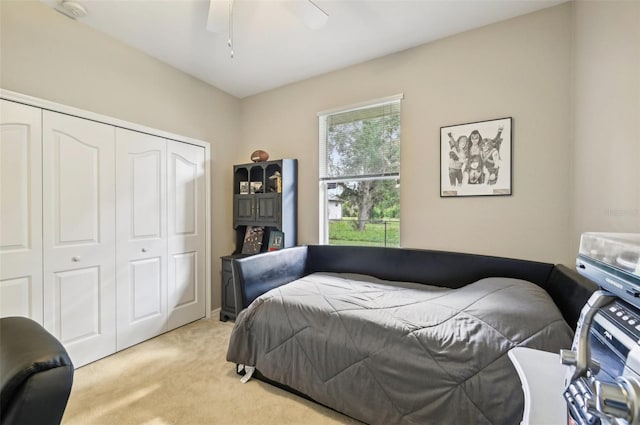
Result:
[62, 317, 362, 425]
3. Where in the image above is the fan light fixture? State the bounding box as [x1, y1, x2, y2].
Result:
[207, 0, 328, 59]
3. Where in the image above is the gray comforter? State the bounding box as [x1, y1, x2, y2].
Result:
[227, 272, 573, 425]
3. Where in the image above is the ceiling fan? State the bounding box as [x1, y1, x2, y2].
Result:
[206, 0, 329, 57]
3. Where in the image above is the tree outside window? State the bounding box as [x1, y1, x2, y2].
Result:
[319, 96, 402, 246]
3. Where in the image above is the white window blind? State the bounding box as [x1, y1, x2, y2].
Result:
[319, 96, 401, 182]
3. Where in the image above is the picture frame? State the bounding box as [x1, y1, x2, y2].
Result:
[239, 181, 249, 194]
[241, 226, 264, 255]
[250, 182, 263, 194]
[440, 117, 512, 197]
[267, 230, 284, 251]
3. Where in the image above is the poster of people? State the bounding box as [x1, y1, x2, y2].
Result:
[440, 117, 512, 197]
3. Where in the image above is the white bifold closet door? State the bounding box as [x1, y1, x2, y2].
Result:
[115, 128, 168, 351]
[1, 94, 208, 367]
[167, 141, 206, 330]
[0, 100, 43, 323]
[42, 110, 116, 367]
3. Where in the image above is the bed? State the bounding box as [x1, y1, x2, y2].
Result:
[226, 245, 596, 424]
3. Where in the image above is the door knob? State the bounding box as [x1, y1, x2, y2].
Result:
[72, 256, 80, 262]
[141, 248, 147, 253]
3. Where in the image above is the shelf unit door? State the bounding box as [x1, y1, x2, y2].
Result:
[42, 111, 116, 367]
[167, 141, 205, 330]
[256, 193, 280, 224]
[233, 195, 255, 225]
[0, 100, 43, 323]
[115, 128, 168, 351]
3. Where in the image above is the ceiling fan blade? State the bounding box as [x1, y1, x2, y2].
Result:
[207, 0, 328, 34]
[206, 0, 228, 33]
[287, 0, 329, 30]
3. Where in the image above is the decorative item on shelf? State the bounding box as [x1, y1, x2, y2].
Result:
[268, 230, 284, 251]
[241, 226, 264, 254]
[239, 181, 249, 194]
[268, 171, 282, 193]
[250, 182, 263, 194]
[250, 150, 269, 162]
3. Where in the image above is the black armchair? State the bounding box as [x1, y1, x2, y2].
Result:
[0, 317, 74, 425]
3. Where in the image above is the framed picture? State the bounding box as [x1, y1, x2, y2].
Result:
[241, 226, 264, 255]
[239, 181, 249, 194]
[250, 182, 263, 194]
[440, 117, 512, 197]
[267, 230, 284, 251]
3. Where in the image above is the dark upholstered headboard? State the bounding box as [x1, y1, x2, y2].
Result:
[232, 245, 597, 329]
[305, 245, 555, 288]
[539, 264, 598, 330]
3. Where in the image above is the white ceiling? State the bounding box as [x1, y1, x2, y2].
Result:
[42, 0, 565, 98]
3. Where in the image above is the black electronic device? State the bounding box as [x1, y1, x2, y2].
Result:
[562, 233, 640, 425]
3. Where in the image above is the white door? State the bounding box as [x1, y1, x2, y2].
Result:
[167, 141, 205, 330]
[115, 128, 167, 350]
[0, 100, 43, 323]
[43, 111, 116, 367]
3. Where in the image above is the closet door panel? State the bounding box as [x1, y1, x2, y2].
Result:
[0, 278, 33, 319]
[167, 141, 205, 330]
[43, 110, 116, 367]
[54, 267, 101, 343]
[115, 128, 167, 350]
[0, 100, 43, 323]
[56, 139, 99, 243]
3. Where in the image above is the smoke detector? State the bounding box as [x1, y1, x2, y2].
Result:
[56, 1, 87, 19]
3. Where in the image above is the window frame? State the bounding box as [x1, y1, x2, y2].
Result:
[317, 94, 403, 245]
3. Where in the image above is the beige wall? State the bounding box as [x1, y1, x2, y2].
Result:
[572, 1, 640, 244]
[240, 4, 575, 264]
[0, 0, 241, 310]
[3, 0, 638, 307]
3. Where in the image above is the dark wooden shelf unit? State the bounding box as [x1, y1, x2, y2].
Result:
[220, 158, 298, 321]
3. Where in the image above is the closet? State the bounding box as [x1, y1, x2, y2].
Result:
[0, 92, 210, 367]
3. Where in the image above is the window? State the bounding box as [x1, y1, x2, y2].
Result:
[318, 94, 402, 246]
